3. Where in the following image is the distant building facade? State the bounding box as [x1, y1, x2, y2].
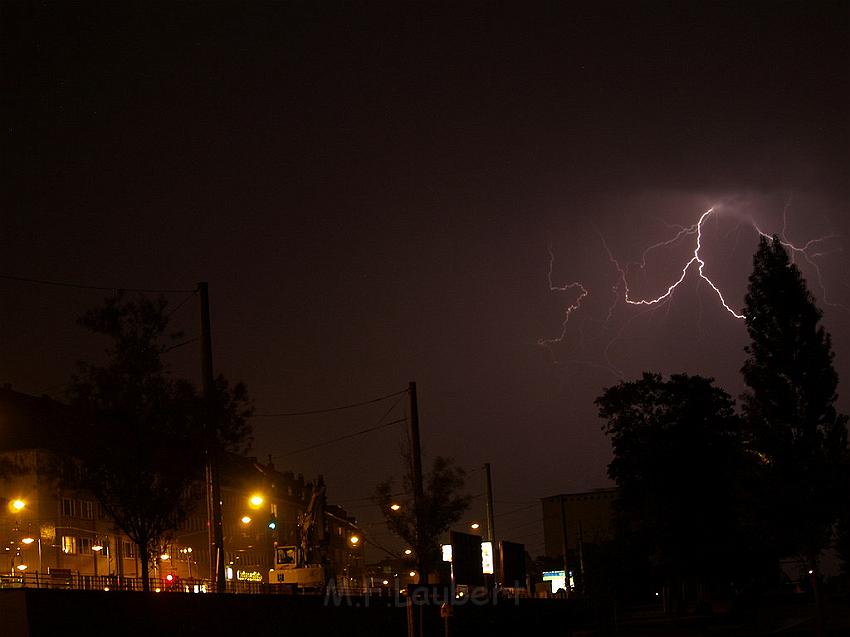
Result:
[540, 487, 617, 560]
[0, 386, 360, 587]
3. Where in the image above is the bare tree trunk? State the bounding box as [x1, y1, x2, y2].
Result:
[140, 540, 151, 592]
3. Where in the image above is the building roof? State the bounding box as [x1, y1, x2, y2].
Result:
[541, 487, 618, 502]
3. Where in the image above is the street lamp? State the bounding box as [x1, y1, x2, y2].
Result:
[179, 547, 194, 579]
[10, 499, 26, 513]
[389, 503, 401, 512]
[248, 494, 264, 509]
[20, 535, 42, 574]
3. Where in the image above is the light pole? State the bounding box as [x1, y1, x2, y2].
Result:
[179, 547, 194, 579]
[21, 535, 41, 577]
[8, 499, 29, 579]
[346, 534, 364, 593]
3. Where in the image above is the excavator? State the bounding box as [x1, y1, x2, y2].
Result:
[268, 477, 335, 592]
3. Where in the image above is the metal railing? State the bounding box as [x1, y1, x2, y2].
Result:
[0, 571, 275, 594]
[1, 571, 425, 597]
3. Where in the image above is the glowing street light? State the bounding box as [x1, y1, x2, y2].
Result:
[240, 515, 252, 525]
[248, 494, 264, 509]
[20, 536, 42, 572]
[10, 499, 25, 513]
[179, 547, 194, 579]
[349, 535, 361, 546]
[403, 548, 412, 556]
[470, 522, 480, 530]
[389, 503, 401, 512]
[16, 564, 27, 572]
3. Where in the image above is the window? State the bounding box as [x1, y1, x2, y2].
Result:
[276, 546, 296, 565]
[80, 500, 94, 519]
[61, 498, 75, 517]
[270, 503, 278, 517]
[61, 536, 77, 554]
[123, 541, 137, 558]
[79, 538, 92, 555]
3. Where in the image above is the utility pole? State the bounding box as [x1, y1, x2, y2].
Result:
[408, 381, 425, 584]
[408, 381, 426, 637]
[559, 495, 570, 598]
[199, 282, 225, 591]
[484, 462, 498, 588]
[484, 463, 495, 543]
[577, 519, 586, 597]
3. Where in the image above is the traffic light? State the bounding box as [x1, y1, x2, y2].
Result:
[268, 514, 277, 530]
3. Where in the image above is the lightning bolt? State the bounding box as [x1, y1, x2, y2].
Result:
[537, 246, 588, 349]
[607, 208, 744, 319]
[751, 221, 840, 309]
[541, 203, 843, 368]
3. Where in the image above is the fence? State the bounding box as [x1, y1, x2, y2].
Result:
[0, 570, 275, 594]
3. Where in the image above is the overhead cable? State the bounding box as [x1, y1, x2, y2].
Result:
[255, 388, 408, 417]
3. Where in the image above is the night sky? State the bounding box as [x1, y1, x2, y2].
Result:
[3, 2, 848, 556]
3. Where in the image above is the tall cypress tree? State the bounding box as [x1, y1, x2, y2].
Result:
[741, 235, 849, 571]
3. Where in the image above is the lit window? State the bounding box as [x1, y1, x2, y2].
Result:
[61, 536, 77, 554]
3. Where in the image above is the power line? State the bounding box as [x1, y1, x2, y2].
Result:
[495, 498, 540, 505]
[498, 516, 549, 534]
[271, 393, 407, 459]
[495, 503, 539, 518]
[0, 273, 195, 294]
[254, 388, 408, 417]
[163, 336, 200, 353]
[166, 289, 199, 318]
[335, 490, 408, 505]
[356, 530, 407, 560]
[272, 417, 407, 458]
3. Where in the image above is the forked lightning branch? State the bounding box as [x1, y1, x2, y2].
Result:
[539, 206, 841, 360]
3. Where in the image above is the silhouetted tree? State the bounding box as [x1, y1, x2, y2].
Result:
[375, 456, 471, 585]
[741, 235, 849, 579]
[66, 293, 252, 590]
[597, 373, 755, 611]
[836, 508, 850, 578]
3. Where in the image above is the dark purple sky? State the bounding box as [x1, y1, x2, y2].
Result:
[3, 2, 848, 555]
